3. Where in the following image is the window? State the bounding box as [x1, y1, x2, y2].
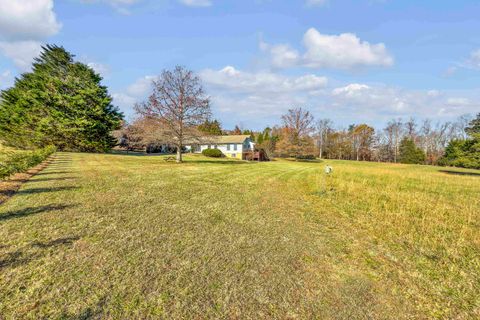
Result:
[207, 145, 211, 149]
[234, 144, 237, 151]
[214, 144, 217, 149]
[227, 144, 230, 151]
[231, 153, 236, 158]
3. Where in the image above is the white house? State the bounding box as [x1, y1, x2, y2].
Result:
[185, 135, 255, 160]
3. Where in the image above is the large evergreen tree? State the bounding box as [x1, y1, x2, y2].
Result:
[399, 138, 426, 164]
[0, 45, 123, 152]
[198, 119, 223, 135]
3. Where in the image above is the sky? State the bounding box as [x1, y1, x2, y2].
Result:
[0, 0, 479, 130]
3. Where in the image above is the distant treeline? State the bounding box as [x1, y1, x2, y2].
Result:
[120, 105, 480, 169]
[250, 110, 480, 169]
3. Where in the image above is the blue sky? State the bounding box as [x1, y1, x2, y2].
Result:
[0, 0, 479, 130]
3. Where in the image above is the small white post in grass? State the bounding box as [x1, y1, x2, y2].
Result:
[324, 165, 333, 175]
[317, 165, 333, 195]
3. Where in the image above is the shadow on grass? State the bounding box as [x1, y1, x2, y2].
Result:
[59, 296, 107, 320]
[0, 251, 31, 269]
[0, 235, 80, 269]
[13, 186, 79, 195]
[107, 150, 147, 157]
[44, 167, 73, 172]
[185, 160, 257, 165]
[35, 171, 72, 176]
[0, 204, 76, 222]
[439, 170, 480, 177]
[31, 236, 80, 248]
[28, 177, 77, 183]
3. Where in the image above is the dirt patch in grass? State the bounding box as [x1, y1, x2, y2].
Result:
[0, 157, 54, 204]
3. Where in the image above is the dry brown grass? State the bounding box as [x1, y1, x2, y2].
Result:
[0, 152, 479, 319]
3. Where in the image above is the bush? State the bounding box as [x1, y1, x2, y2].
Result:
[202, 148, 223, 158]
[440, 134, 480, 169]
[0, 146, 56, 180]
[295, 154, 316, 160]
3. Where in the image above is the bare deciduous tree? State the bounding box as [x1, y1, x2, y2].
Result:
[277, 108, 315, 157]
[315, 118, 333, 159]
[384, 118, 404, 163]
[281, 107, 314, 140]
[135, 66, 211, 162]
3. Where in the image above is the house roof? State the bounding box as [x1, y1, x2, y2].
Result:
[210, 135, 251, 144]
[185, 135, 251, 145]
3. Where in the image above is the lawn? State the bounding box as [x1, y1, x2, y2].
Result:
[0, 152, 479, 319]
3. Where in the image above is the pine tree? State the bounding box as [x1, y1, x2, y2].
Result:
[198, 119, 223, 135]
[0, 45, 123, 152]
[466, 113, 480, 136]
[399, 138, 426, 164]
[233, 125, 242, 135]
[256, 133, 264, 144]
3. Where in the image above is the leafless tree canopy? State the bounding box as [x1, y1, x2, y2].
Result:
[315, 118, 333, 159]
[281, 108, 314, 140]
[135, 66, 211, 162]
[276, 108, 315, 156]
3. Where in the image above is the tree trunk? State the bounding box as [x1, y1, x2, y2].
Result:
[176, 145, 182, 163]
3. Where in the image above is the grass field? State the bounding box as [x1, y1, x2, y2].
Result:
[0, 152, 479, 319]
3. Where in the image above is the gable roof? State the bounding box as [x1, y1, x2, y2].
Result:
[185, 135, 251, 145]
[210, 135, 251, 144]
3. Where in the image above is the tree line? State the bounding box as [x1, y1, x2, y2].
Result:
[249, 109, 479, 169]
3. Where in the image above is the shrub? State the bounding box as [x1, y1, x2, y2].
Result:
[0, 146, 56, 180]
[202, 148, 223, 158]
[295, 154, 316, 160]
[439, 134, 480, 169]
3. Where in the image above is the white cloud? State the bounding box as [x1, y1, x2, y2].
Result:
[0, 0, 61, 71]
[199, 67, 477, 127]
[427, 90, 440, 97]
[200, 66, 327, 94]
[86, 61, 110, 76]
[302, 28, 393, 69]
[332, 83, 370, 96]
[0, 41, 43, 71]
[330, 83, 479, 119]
[198, 66, 328, 126]
[178, 0, 212, 7]
[262, 28, 393, 70]
[259, 41, 299, 69]
[446, 97, 471, 107]
[0, 69, 13, 89]
[111, 75, 158, 113]
[467, 49, 480, 69]
[0, 0, 61, 41]
[112, 92, 138, 114]
[126, 75, 158, 96]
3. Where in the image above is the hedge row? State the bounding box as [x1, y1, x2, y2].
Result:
[0, 146, 56, 180]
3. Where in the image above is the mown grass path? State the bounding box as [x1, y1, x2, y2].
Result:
[0, 152, 479, 319]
